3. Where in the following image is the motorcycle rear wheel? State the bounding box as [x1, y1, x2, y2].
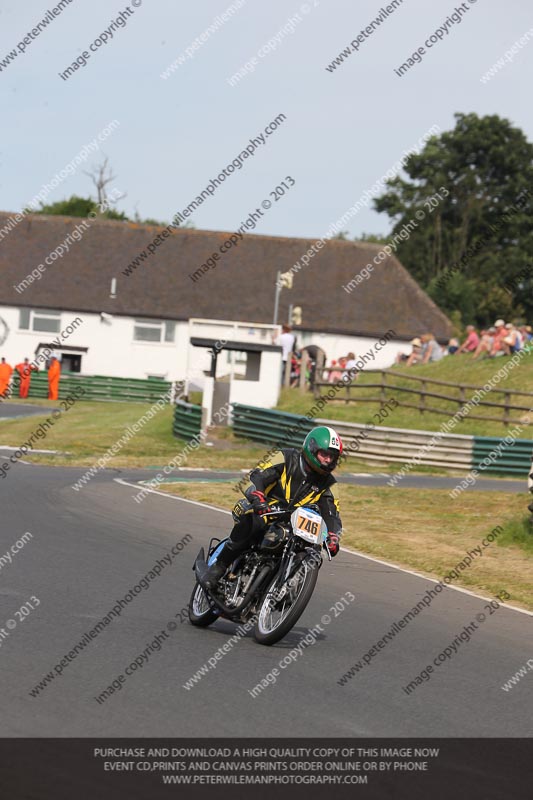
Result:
[254, 557, 319, 645]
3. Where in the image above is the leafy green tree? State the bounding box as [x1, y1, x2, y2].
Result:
[358, 232, 387, 244]
[32, 195, 128, 221]
[374, 113, 533, 325]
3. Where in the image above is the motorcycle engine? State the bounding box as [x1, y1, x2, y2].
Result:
[259, 523, 288, 554]
[221, 552, 259, 607]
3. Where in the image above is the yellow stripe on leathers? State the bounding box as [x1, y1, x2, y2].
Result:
[295, 489, 324, 507]
[280, 467, 292, 502]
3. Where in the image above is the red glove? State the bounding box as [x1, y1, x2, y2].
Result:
[249, 490, 271, 515]
[325, 533, 340, 557]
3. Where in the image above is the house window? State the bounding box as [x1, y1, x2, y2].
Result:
[226, 350, 247, 365]
[133, 319, 175, 343]
[19, 308, 61, 333]
[164, 322, 176, 342]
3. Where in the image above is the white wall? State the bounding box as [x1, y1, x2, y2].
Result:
[297, 330, 410, 371]
[228, 350, 281, 409]
[187, 318, 280, 387]
[0, 304, 410, 383]
[0, 305, 190, 380]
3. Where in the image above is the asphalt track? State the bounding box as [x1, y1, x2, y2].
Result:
[0, 403, 58, 419]
[1, 461, 532, 737]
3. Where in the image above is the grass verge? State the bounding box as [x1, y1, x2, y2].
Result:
[0, 399, 474, 475]
[157, 481, 533, 611]
[278, 348, 533, 437]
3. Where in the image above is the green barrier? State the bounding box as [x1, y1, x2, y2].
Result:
[232, 403, 315, 449]
[472, 435, 533, 475]
[233, 406, 533, 477]
[173, 401, 202, 441]
[12, 372, 171, 403]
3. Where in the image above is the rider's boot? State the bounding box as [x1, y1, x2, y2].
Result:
[203, 539, 241, 588]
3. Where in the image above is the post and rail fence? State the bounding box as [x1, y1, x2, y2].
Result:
[314, 368, 533, 427]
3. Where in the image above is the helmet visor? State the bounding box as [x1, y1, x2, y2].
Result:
[316, 447, 339, 471]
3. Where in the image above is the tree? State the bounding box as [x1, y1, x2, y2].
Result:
[33, 195, 128, 221]
[83, 158, 118, 208]
[132, 206, 195, 228]
[373, 113, 533, 325]
[32, 158, 126, 220]
[358, 232, 388, 244]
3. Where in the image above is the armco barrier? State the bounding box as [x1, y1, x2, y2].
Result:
[232, 403, 473, 469]
[15, 372, 172, 403]
[173, 401, 202, 441]
[319, 418, 474, 470]
[472, 435, 533, 476]
[232, 404, 533, 475]
[232, 404, 315, 448]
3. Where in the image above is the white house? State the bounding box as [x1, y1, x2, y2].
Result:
[0, 211, 452, 393]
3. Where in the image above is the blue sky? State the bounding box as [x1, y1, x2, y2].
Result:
[1, 0, 532, 240]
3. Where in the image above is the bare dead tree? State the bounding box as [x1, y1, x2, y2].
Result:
[84, 158, 118, 209]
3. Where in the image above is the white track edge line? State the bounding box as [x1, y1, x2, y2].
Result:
[114, 478, 533, 618]
[114, 477, 232, 515]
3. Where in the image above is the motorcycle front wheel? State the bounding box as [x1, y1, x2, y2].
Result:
[254, 556, 319, 645]
[188, 582, 218, 627]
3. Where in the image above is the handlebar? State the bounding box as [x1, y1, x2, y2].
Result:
[260, 507, 292, 520]
[260, 503, 322, 520]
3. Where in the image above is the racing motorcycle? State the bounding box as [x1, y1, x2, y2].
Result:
[189, 504, 330, 645]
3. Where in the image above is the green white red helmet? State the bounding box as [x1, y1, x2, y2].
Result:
[302, 426, 343, 475]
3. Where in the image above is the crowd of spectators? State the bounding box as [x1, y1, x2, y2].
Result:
[277, 318, 533, 392]
[276, 325, 357, 391]
[394, 321, 532, 367]
[470, 320, 531, 359]
[395, 333, 445, 366]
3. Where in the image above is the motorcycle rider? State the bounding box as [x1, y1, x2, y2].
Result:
[203, 426, 344, 587]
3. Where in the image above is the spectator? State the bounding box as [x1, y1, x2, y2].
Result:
[472, 328, 495, 360]
[502, 323, 522, 355]
[446, 338, 460, 355]
[344, 352, 359, 381]
[0, 357, 13, 397]
[48, 356, 61, 400]
[337, 356, 348, 378]
[420, 333, 443, 364]
[328, 359, 343, 383]
[279, 324, 296, 384]
[456, 325, 480, 354]
[301, 344, 326, 391]
[345, 352, 357, 370]
[290, 351, 301, 388]
[15, 358, 37, 399]
[405, 338, 423, 366]
[520, 325, 533, 343]
[396, 338, 420, 365]
[489, 319, 507, 357]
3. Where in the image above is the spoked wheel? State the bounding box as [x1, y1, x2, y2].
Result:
[254, 556, 319, 645]
[188, 582, 219, 627]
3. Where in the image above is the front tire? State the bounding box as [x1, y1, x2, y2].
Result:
[254, 556, 319, 645]
[188, 582, 218, 627]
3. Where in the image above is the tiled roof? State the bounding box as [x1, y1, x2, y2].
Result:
[0, 212, 452, 340]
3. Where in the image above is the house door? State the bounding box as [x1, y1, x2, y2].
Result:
[60, 353, 82, 372]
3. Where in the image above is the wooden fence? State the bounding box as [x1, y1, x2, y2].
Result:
[314, 368, 533, 427]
